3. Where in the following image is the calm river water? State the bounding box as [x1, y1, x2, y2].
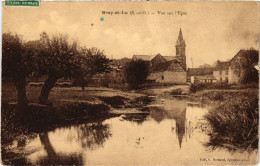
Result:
[6, 96, 258, 165]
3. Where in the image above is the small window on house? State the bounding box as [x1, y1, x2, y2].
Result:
[219, 70, 222, 75]
[220, 77, 222, 82]
[225, 77, 228, 83]
[161, 75, 164, 80]
[226, 70, 229, 75]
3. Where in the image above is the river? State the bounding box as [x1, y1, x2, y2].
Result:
[4, 96, 258, 165]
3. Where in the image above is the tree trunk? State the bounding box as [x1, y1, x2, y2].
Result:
[39, 76, 57, 105]
[14, 78, 28, 106]
[39, 133, 57, 158]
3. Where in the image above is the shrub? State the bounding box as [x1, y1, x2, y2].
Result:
[208, 92, 224, 101]
[205, 91, 258, 151]
[234, 83, 259, 89]
[189, 83, 206, 93]
[207, 83, 231, 89]
[190, 83, 231, 93]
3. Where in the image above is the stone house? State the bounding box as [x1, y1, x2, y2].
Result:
[147, 59, 187, 84]
[195, 75, 216, 83]
[201, 49, 258, 84]
[213, 61, 229, 83]
[187, 68, 216, 84]
[133, 28, 187, 84]
[151, 54, 167, 67]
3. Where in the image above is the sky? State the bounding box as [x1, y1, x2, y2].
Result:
[2, 1, 259, 68]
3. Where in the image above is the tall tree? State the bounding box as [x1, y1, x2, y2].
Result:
[124, 60, 149, 89]
[74, 47, 111, 91]
[2, 33, 33, 106]
[35, 32, 111, 103]
[36, 32, 80, 104]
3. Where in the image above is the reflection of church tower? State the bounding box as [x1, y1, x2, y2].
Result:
[175, 109, 186, 149]
[175, 28, 186, 70]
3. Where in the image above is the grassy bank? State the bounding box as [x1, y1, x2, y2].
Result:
[1, 84, 153, 146]
[1, 102, 111, 146]
[190, 88, 258, 152]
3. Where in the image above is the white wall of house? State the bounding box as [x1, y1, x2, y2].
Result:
[152, 71, 187, 84]
[213, 70, 229, 83]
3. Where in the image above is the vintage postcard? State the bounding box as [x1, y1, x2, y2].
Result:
[1, 1, 259, 165]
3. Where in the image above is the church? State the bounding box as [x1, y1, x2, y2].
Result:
[132, 28, 187, 84]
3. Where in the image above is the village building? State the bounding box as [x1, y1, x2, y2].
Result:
[133, 28, 187, 84]
[147, 59, 187, 84]
[187, 49, 259, 84]
[213, 61, 229, 83]
[228, 49, 259, 84]
[187, 68, 216, 84]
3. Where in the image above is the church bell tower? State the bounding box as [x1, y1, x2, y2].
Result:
[175, 28, 186, 70]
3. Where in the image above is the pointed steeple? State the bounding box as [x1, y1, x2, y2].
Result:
[178, 28, 183, 40]
[176, 28, 186, 46]
[175, 28, 186, 70]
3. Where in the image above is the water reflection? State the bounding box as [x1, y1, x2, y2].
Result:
[76, 122, 111, 149]
[6, 97, 257, 165]
[26, 121, 111, 165]
[149, 98, 187, 148]
[39, 133, 83, 165]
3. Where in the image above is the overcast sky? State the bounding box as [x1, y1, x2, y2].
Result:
[3, 1, 259, 68]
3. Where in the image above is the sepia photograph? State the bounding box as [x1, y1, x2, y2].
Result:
[1, 1, 259, 165]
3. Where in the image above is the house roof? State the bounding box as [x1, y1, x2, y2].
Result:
[152, 59, 185, 72]
[151, 54, 167, 62]
[132, 55, 151, 61]
[229, 49, 259, 65]
[214, 61, 229, 70]
[133, 54, 177, 62]
[163, 56, 176, 61]
[187, 67, 213, 76]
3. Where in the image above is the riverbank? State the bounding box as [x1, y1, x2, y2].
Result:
[1, 85, 155, 147]
[190, 88, 259, 152]
[2, 83, 258, 154]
